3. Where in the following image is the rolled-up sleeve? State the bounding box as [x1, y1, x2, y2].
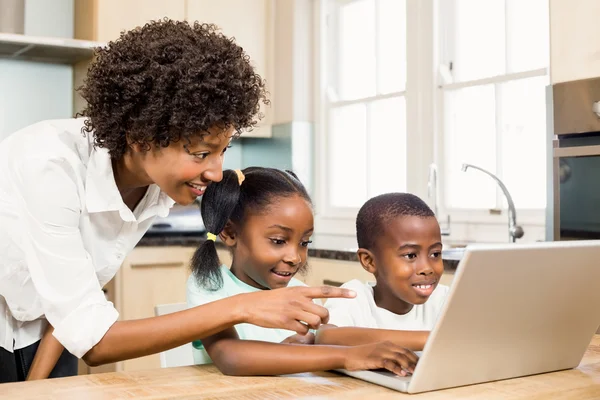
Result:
[13, 157, 118, 358]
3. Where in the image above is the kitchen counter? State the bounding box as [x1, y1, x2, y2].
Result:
[137, 234, 208, 247]
[138, 235, 360, 260]
[137, 235, 460, 270]
[4, 335, 600, 399]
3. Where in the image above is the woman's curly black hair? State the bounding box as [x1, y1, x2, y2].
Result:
[78, 18, 268, 159]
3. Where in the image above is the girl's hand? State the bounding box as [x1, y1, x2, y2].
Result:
[236, 286, 356, 334]
[343, 341, 419, 376]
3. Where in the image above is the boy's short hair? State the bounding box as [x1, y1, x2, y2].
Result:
[79, 19, 268, 159]
[356, 193, 435, 250]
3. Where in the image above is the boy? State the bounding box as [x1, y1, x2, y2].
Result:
[316, 193, 449, 351]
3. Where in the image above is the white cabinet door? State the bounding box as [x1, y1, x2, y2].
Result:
[550, 0, 600, 83]
[186, 0, 274, 138]
[114, 246, 195, 372]
[96, 0, 186, 42]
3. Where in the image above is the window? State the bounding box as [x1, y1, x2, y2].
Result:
[315, 0, 549, 244]
[438, 0, 550, 213]
[317, 0, 409, 213]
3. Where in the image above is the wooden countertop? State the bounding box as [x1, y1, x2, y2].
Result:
[3, 335, 600, 400]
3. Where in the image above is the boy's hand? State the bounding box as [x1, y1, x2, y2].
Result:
[281, 332, 316, 345]
[343, 341, 418, 376]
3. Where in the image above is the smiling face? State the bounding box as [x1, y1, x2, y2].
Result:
[130, 126, 234, 205]
[226, 194, 314, 290]
[359, 215, 443, 315]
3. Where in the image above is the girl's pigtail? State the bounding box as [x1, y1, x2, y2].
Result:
[190, 170, 241, 290]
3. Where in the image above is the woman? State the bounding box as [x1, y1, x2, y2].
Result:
[0, 19, 354, 383]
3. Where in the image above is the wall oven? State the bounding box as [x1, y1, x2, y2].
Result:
[549, 77, 600, 240]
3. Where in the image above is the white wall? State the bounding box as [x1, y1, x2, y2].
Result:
[273, 0, 313, 125]
[550, 0, 600, 83]
[0, 60, 73, 142]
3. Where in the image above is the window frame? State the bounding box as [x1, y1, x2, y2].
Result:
[435, 0, 549, 226]
[312, 0, 548, 244]
[313, 0, 433, 231]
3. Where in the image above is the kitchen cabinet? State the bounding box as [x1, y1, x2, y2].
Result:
[113, 246, 195, 372]
[550, 0, 600, 84]
[77, 245, 231, 374]
[115, 246, 232, 372]
[301, 257, 456, 289]
[73, 0, 186, 113]
[74, 0, 186, 43]
[73, 0, 274, 138]
[185, 0, 274, 138]
[300, 258, 374, 288]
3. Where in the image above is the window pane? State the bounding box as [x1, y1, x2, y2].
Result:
[337, 0, 376, 100]
[444, 85, 497, 209]
[368, 97, 407, 197]
[377, 0, 406, 94]
[329, 104, 368, 208]
[499, 76, 548, 209]
[506, 0, 549, 73]
[453, 0, 505, 81]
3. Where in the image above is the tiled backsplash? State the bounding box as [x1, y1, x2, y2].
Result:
[224, 121, 313, 194]
[0, 59, 72, 142]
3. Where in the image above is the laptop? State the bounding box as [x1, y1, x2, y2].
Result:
[335, 240, 600, 394]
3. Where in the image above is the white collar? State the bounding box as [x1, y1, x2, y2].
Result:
[85, 146, 175, 222]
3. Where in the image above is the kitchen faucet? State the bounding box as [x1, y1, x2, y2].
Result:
[461, 163, 524, 243]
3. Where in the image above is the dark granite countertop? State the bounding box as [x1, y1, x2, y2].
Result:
[137, 234, 208, 247]
[138, 234, 359, 260]
[137, 234, 461, 270]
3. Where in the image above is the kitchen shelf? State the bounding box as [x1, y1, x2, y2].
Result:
[0, 33, 105, 64]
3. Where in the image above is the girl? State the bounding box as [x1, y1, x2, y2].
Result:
[0, 20, 353, 383]
[187, 168, 418, 376]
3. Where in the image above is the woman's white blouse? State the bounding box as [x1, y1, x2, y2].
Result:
[0, 118, 174, 357]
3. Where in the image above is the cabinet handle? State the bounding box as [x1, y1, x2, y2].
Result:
[554, 145, 600, 157]
[130, 262, 185, 269]
[323, 279, 343, 287]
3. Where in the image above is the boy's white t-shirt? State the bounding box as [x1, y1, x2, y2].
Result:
[186, 265, 309, 364]
[325, 279, 450, 331]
